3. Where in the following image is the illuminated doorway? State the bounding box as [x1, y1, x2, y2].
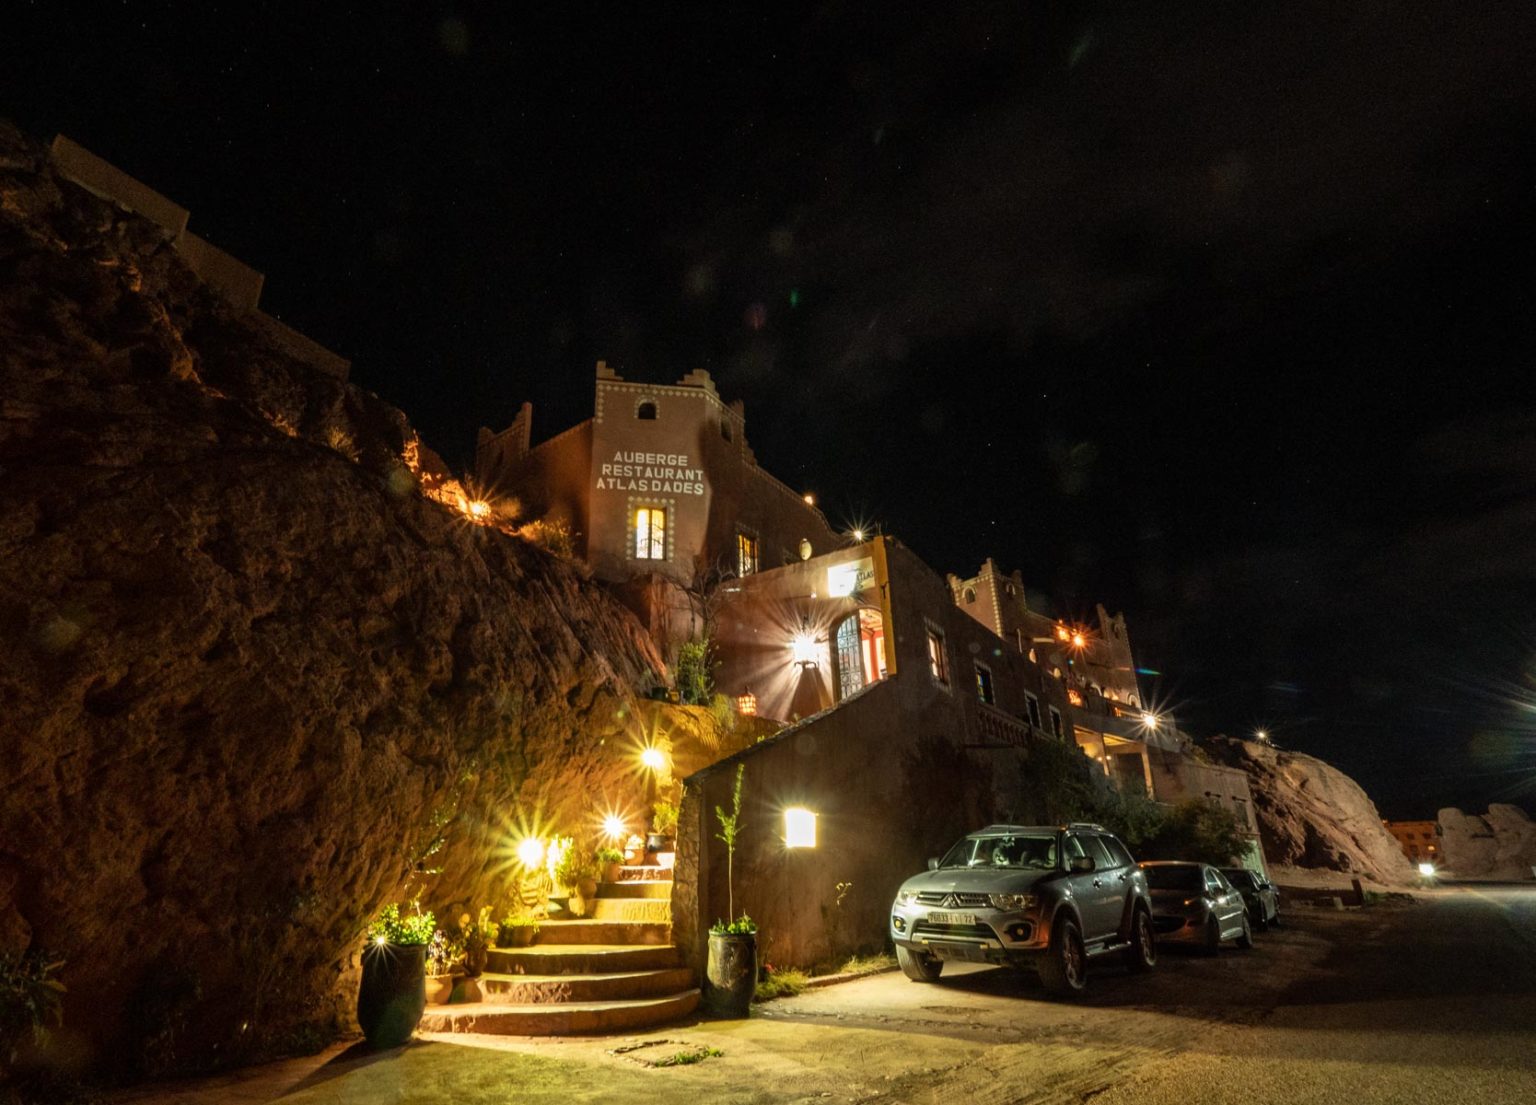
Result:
[833, 608, 887, 702]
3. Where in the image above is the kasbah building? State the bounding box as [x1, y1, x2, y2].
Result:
[479, 361, 1266, 972]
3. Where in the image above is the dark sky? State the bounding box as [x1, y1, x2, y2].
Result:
[7, 1, 1536, 818]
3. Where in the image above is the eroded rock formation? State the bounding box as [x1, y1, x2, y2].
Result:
[0, 120, 678, 1078]
[1438, 805, 1536, 880]
[1199, 736, 1412, 885]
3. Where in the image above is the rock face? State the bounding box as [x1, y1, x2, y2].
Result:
[0, 121, 673, 1078]
[1199, 737, 1412, 885]
[1438, 805, 1536, 880]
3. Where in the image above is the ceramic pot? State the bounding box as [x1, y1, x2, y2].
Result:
[357, 942, 426, 1049]
[703, 931, 757, 1018]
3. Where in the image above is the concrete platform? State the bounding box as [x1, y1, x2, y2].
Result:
[477, 966, 695, 1003]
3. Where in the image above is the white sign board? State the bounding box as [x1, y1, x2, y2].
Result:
[827, 557, 876, 598]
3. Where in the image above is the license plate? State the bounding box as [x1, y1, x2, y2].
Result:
[927, 911, 976, 925]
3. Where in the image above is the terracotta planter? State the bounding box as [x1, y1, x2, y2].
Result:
[425, 973, 454, 1006]
[500, 924, 538, 948]
[603, 861, 624, 884]
[703, 931, 758, 1018]
[357, 942, 426, 1049]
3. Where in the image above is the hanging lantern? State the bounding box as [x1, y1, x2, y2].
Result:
[736, 691, 758, 716]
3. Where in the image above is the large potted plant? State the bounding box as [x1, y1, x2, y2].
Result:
[704, 764, 758, 1017]
[358, 902, 435, 1048]
[596, 846, 625, 885]
[555, 847, 598, 918]
[497, 909, 541, 948]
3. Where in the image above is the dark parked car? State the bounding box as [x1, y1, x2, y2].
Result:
[1221, 867, 1280, 930]
[1139, 861, 1252, 953]
[889, 823, 1156, 996]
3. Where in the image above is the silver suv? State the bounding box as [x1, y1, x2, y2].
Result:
[889, 823, 1156, 995]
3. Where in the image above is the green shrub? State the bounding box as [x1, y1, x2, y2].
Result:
[675, 637, 714, 705]
[652, 800, 679, 836]
[0, 950, 65, 1069]
[366, 902, 436, 946]
[595, 846, 624, 865]
[754, 968, 810, 1001]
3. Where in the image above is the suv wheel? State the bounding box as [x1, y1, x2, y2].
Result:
[1123, 907, 1156, 972]
[896, 945, 943, 982]
[1039, 917, 1087, 996]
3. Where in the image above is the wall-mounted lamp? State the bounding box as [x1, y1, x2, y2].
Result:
[784, 807, 817, 848]
[790, 628, 819, 669]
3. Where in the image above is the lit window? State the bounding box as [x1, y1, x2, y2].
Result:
[736, 531, 759, 575]
[927, 629, 949, 686]
[1025, 693, 1042, 729]
[975, 664, 995, 705]
[1067, 688, 1083, 707]
[634, 506, 667, 559]
[1049, 706, 1064, 738]
[784, 807, 817, 848]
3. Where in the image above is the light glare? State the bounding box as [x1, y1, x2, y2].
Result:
[784, 807, 817, 848]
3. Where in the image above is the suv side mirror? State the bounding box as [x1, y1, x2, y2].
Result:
[927, 857, 940, 871]
[1069, 855, 1095, 874]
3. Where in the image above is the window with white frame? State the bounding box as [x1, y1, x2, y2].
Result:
[633, 505, 667, 560]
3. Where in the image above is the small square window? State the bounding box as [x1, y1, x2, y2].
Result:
[974, 664, 995, 705]
[927, 629, 949, 686]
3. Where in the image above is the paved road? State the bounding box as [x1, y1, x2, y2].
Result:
[123, 885, 1536, 1105]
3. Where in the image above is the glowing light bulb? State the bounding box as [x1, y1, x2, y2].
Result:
[790, 631, 817, 666]
[603, 815, 626, 839]
[515, 837, 545, 870]
[640, 747, 667, 771]
[852, 529, 865, 542]
[1142, 712, 1159, 730]
[1418, 862, 1435, 877]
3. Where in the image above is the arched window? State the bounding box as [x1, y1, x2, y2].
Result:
[963, 587, 977, 604]
[637, 400, 658, 420]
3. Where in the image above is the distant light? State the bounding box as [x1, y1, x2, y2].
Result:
[1071, 631, 1086, 649]
[803, 493, 816, 506]
[515, 837, 545, 870]
[465, 499, 491, 520]
[374, 935, 388, 947]
[1141, 712, 1159, 730]
[640, 747, 667, 771]
[1056, 625, 1070, 641]
[1418, 862, 1435, 877]
[1135, 667, 1161, 676]
[736, 691, 758, 716]
[852, 529, 865, 542]
[784, 807, 817, 848]
[1255, 729, 1269, 743]
[602, 815, 626, 840]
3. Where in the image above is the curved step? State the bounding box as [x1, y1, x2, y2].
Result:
[599, 879, 673, 900]
[420, 989, 700, 1036]
[534, 919, 670, 946]
[591, 898, 670, 923]
[478, 967, 695, 1003]
[487, 944, 679, 975]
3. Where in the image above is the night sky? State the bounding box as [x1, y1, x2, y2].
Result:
[7, 2, 1536, 818]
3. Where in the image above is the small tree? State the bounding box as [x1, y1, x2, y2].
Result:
[712, 764, 755, 931]
[675, 636, 714, 705]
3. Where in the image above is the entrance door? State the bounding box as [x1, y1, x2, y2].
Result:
[835, 613, 864, 702]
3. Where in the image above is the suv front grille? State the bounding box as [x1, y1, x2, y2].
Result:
[912, 920, 994, 941]
[914, 891, 991, 907]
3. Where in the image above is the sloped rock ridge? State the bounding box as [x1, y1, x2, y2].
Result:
[1199, 736, 1412, 885]
[0, 121, 668, 1078]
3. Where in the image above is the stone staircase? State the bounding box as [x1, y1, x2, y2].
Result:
[420, 864, 698, 1035]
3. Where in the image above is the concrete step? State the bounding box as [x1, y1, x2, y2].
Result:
[477, 967, 695, 1004]
[618, 865, 673, 882]
[420, 989, 700, 1036]
[533, 919, 670, 946]
[591, 898, 670, 923]
[486, 944, 679, 976]
[598, 879, 673, 900]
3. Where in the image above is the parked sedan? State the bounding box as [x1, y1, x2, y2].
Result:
[1221, 867, 1280, 930]
[1139, 861, 1252, 953]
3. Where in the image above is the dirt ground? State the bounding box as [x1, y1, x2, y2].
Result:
[115, 883, 1536, 1105]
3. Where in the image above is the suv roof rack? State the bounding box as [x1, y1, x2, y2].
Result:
[1065, 821, 1106, 831]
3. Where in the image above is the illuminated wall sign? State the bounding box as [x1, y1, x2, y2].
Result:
[594, 451, 706, 495]
[784, 807, 817, 848]
[827, 557, 875, 598]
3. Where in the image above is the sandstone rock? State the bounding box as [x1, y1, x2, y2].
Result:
[0, 119, 681, 1078]
[1199, 736, 1413, 885]
[1438, 805, 1536, 880]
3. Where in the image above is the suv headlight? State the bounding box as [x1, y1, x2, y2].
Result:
[896, 890, 918, 906]
[988, 892, 1036, 911]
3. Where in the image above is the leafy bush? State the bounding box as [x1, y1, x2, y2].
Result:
[595, 846, 624, 865]
[651, 800, 679, 836]
[710, 914, 758, 936]
[366, 902, 436, 946]
[675, 637, 714, 705]
[754, 967, 810, 1001]
[516, 518, 574, 558]
[497, 912, 541, 945]
[0, 950, 65, 1069]
[553, 844, 596, 889]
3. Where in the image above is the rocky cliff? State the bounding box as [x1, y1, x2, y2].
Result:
[1199, 736, 1412, 885]
[0, 121, 676, 1079]
[1438, 805, 1536, 880]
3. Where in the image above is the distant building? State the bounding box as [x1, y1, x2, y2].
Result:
[477, 364, 839, 626]
[1383, 819, 1440, 864]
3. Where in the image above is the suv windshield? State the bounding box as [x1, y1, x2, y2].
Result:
[1222, 869, 1256, 889]
[1142, 865, 1202, 891]
[938, 834, 1058, 870]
